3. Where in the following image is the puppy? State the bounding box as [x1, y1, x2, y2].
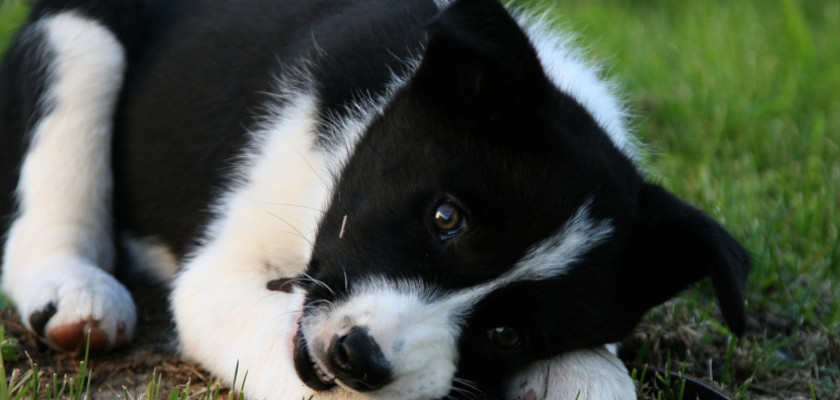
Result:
[0, 0, 750, 398]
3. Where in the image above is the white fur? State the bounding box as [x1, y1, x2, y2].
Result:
[510, 201, 613, 282]
[318, 59, 419, 176]
[302, 281, 459, 400]
[171, 55, 431, 398]
[171, 92, 339, 400]
[431, 1, 637, 159]
[442, 201, 613, 313]
[0, 12, 135, 349]
[505, 346, 636, 400]
[512, 10, 638, 160]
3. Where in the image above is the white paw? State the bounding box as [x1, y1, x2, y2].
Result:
[505, 346, 637, 400]
[2, 254, 136, 352]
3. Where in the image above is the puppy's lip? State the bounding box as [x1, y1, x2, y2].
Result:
[292, 327, 337, 390]
[288, 318, 300, 362]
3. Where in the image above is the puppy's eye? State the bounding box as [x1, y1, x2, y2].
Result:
[434, 200, 465, 241]
[487, 326, 521, 349]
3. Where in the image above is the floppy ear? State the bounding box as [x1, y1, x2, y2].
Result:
[626, 183, 751, 335]
[412, 0, 550, 112]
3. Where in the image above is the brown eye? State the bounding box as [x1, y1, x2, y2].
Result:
[434, 200, 465, 241]
[487, 326, 521, 349]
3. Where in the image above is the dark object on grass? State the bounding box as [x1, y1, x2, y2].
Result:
[629, 363, 737, 400]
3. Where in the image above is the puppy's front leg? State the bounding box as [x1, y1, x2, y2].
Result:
[504, 345, 636, 400]
[1, 10, 134, 353]
[171, 94, 335, 399]
[172, 249, 316, 400]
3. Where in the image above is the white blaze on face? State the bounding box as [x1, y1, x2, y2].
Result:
[438, 200, 614, 320]
[300, 201, 613, 399]
[301, 281, 458, 399]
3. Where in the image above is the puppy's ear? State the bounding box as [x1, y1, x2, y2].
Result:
[412, 0, 549, 111]
[626, 183, 751, 335]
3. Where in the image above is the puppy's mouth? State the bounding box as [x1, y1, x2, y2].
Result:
[292, 328, 337, 390]
[269, 278, 336, 390]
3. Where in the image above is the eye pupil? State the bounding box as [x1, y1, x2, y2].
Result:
[434, 201, 464, 240]
[488, 326, 521, 349]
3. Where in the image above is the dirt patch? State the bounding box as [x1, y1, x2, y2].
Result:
[1, 285, 226, 399]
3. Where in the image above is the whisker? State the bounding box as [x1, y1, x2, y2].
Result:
[267, 202, 325, 213]
[342, 264, 349, 292]
[275, 276, 308, 285]
[272, 230, 315, 247]
[444, 387, 475, 400]
[304, 299, 333, 308]
[450, 377, 485, 400]
[302, 272, 335, 296]
[301, 299, 333, 316]
[266, 211, 314, 247]
[279, 309, 304, 317]
[288, 139, 331, 190]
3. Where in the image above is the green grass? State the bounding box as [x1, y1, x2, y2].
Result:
[0, 0, 28, 55]
[1, 328, 246, 400]
[1, 327, 91, 400]
[520, 0, 839, 398]
[1, 0, 839, 398]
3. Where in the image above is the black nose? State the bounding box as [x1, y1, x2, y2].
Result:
[328, 327, 392, 392]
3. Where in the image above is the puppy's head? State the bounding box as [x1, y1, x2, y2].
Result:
[293, 0, 750, 398]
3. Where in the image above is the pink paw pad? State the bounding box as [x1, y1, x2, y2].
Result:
[47, 320, 127, 353]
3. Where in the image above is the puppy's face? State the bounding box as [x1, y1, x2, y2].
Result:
[292, 0, 749, 399]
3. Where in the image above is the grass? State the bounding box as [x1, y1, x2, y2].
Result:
[1, 326, 248, 400]
[0, 0, 28, 55]
[1, 326, 91, 400]
[1, 0, 839, 398]
[523, 0, 839, 398]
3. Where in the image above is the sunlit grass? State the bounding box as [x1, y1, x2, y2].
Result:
[528, 0, 838, 397]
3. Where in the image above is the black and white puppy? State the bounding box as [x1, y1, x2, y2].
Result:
[0, 0, 750, 398]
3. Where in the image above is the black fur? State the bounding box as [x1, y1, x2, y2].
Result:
[111, 0, 439, 254]
[297, 0, 750, 395]
[0, 0, 750, 398]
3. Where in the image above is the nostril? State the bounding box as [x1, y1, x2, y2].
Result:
[333, 334, 351, 370]
[328, 327, 392, 392]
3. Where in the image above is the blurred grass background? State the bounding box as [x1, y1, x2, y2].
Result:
[0, 0, 28, 55]
[1, 0, 838, 398]
[516, 0, 838, 398]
